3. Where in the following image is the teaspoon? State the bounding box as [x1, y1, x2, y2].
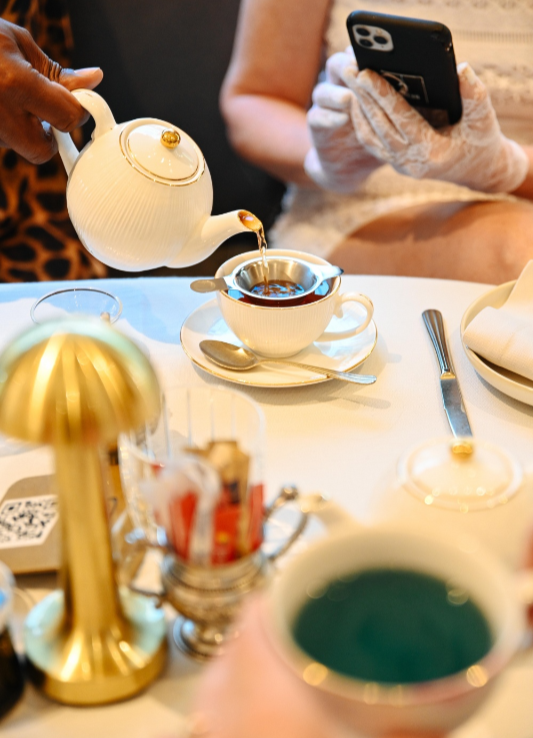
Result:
[199, 340, 377, 384]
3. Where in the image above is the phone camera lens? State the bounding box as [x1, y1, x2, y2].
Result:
[355, 26, 370, 36]
[374, 36, 388, 45]
[358, 38, 373, 47]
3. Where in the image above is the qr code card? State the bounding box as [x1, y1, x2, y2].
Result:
[0, 494, 58, 549]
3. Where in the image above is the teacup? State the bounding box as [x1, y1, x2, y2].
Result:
[263, 496, 532, 736]
[215, 250, 374, 358]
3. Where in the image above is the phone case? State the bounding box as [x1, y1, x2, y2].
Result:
[347, 10, 462, 127]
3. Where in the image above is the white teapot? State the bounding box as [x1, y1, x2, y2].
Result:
[53, 90, 258, 271]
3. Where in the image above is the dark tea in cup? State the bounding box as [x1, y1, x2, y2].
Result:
[226, 279, 333, 307]
[293, 567, 492, 684]
[250, 280, 305, 298]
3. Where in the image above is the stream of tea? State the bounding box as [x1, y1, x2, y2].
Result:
[238, 210, 318, 299]
[238, 210, 269, 285]
[239, 210, 307, 297]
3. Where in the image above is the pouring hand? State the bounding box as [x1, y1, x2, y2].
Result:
[0, 18, 103, 164]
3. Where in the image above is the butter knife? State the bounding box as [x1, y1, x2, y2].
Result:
[422, 309, 473, 438]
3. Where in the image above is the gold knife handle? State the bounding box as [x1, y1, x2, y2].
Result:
[422, 309, 455, 376]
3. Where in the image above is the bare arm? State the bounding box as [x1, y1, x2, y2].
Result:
[220, 0, 331, 186]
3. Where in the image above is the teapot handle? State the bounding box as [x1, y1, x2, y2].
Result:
[71, 89, 116, 138]
[52, 89, 117, 176]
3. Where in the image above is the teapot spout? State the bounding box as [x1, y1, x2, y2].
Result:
[200, 210, 261, 250]
[167, 210, 260, 268]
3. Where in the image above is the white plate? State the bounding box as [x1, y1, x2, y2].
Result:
[460, 281, 533, 406]
[180, 299, 377, 388]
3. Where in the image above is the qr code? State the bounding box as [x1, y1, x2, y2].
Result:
[0, 495, 58, 548]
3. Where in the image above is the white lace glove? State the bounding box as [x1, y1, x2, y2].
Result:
[343, 61, 528, 193]
[304, 48, 380, 193]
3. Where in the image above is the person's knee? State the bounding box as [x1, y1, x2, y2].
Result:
[328, 199, 533, 282]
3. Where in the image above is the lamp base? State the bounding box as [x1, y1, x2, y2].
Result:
[24, 588, 167, 705]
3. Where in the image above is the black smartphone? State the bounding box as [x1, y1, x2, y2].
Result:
[346, 10, 462, 127]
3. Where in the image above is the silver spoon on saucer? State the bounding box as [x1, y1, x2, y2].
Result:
[199, 340, 377, 385]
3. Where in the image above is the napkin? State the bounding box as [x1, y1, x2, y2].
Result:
[463, 260, 533, 382]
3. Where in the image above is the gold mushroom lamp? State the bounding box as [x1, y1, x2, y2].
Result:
[0, 318, 167, 705]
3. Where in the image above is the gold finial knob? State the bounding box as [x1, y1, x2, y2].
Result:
[451, 439, 474, 459]
[161, 129, 180, 149]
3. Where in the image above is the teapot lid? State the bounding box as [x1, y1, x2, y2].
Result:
[398, 437, 522, 512]
[119, 120, 204, 185]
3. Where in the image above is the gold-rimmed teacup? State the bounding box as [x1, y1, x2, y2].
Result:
[216, 250, 373, 358]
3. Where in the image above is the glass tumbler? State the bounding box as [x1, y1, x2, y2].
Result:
[30, 287, 122, 324]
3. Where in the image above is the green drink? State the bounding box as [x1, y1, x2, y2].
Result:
[293, 568, 492, 684]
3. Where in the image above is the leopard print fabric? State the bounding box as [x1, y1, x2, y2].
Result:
[0, 0, 107, 281]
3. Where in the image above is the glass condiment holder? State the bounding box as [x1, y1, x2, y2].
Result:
[373, 437, 533, 569]
[119, 385, 308, 661]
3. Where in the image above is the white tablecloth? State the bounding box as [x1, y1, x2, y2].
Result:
[2, 275, 533, 738]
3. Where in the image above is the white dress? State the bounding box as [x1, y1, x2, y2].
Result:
[270, 0, 533, 259]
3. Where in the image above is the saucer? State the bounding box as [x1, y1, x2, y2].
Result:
[460, 281, 533, 407]
[180, 299, 377, 388]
